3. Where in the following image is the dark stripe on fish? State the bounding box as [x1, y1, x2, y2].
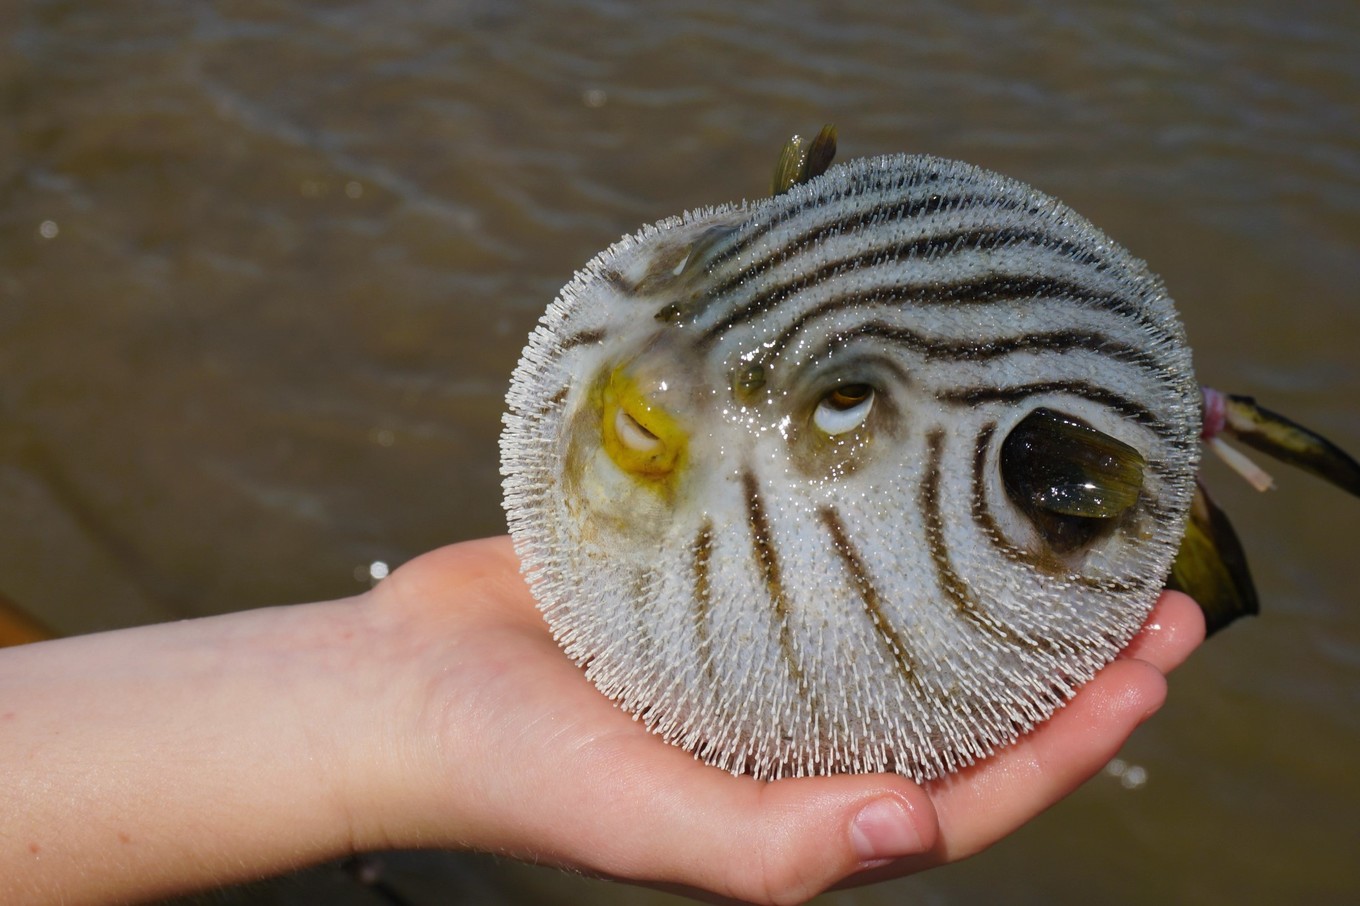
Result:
[920, 429, 1036, 647]
[939, 380, 1173, 439]
[703, 172, 980, 277]
[808, 322, 1169, 375]
[703, 223, 1112, 336]
[737, 274, 1168, 359]
[691, 520, 718, 688]
[559, 327, 607, 350]
[819, 507, 921, 690]
[544, 384, 570, 412]
[743, 470, 808, 694]
[599, 267, 635, 296]
[701, 217, 1104, 316]
[623, 570, 659, 666]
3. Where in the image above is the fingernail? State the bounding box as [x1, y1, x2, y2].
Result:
[850, 797, 923, 865]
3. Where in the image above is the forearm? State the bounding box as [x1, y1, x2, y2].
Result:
[0, 595, 396, 904]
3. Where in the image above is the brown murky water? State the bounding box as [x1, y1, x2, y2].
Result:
[3, 2, 1358, 903]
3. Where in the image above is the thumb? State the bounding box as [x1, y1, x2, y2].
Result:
[578, 758, 939, 905]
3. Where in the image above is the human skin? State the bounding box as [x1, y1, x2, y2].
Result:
[0, 535, 1204, 905]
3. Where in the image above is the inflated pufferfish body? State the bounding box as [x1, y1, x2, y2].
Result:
[501, 149, 1201, 781]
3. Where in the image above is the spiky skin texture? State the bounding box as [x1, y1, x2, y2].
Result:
[501, 154, 1200, 781]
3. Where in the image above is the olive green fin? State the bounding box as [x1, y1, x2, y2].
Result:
[1000, 408, 1146, 553]
[1222, 394, 1360, 497]
[1166, 482, 1259, 636]
[772, 124, 838, 196]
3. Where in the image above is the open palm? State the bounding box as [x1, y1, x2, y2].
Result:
[368, 536, 1205, 905]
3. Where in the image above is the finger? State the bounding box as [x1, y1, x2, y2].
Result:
[539, 736, 941, 906]
[906, 657, 1167, 867]
[845, 594, 1199, 884]
[1119, 590, 1206, 674]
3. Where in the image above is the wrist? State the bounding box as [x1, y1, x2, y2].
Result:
[334, 537, 550, 855]
[309, 589, 458, 854]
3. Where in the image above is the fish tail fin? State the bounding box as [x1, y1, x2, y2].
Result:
[1205, 389, 1360, 497]
[1175, 388, 1360, 634]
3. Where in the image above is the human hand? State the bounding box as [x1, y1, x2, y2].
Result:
[0, 535, 1202, 905]
[352, 536, 1206, 905]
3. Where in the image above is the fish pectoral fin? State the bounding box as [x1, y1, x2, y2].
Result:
[1166, 481, 1260, 637]
[1218, 392, 1360, 498]
[1000, 408, 1147, 554]
[772, 125, 838, 196]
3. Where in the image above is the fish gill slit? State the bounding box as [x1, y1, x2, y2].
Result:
[742, 469, 809, 696]
[921, 429, 1036, 649]
[819, 506, 922, 691]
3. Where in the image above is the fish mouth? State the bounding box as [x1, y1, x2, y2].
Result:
[599, 364, 688, 482]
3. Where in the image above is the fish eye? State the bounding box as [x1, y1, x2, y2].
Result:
[813, 383, 875, 435]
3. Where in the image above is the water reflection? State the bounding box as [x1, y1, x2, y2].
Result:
[1103, 757, 1149, 792]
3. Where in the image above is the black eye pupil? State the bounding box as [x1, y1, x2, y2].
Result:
[827, 384, 872, 410]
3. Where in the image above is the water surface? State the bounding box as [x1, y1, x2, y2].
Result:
[3, 2, 1357, 903]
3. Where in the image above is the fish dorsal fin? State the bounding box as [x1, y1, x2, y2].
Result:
[772, 124, 838, 196]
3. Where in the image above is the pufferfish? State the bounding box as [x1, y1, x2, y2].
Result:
[500, 127, 1360, 782]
